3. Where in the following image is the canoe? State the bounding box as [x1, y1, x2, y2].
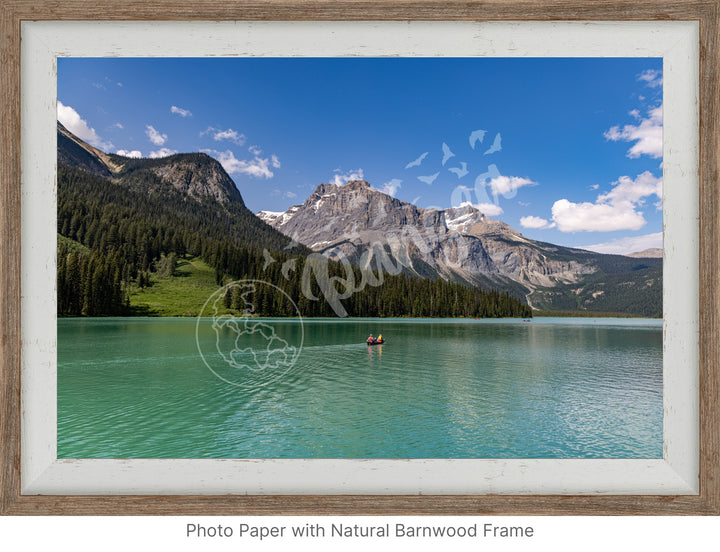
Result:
[366, 339, 385, 345]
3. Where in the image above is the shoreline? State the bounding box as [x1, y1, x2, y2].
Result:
[57, 314, 662, 321]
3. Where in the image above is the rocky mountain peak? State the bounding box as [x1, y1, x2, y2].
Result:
[313, 179, 372, 196]
[343, 179, 372, 190]
[312, 182, 334, 196]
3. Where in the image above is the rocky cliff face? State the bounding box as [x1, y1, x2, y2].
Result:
[259, 180, 596, 292]
[463, 218, 594, 287]
[143, 154, 243, 204]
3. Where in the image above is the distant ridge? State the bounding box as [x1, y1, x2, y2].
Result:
[626, 248, 662, 258]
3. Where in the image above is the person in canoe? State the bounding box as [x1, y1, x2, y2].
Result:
[367, 334, 375, 344]
[366, 334, 384, 345]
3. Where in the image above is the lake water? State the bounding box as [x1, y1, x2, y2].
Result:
[58, 317, 663, 459]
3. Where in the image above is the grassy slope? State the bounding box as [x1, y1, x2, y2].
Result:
[128, 256, 226, 317]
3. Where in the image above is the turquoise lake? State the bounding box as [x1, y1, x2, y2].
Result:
[57, 317, 663, 459]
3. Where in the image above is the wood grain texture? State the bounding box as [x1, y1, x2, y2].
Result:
[0, 0, 23, 518]
[698, 0, 720, 516]
[0, 0, 717, 21]
[3, 493, 720, 516]
[1, 0, 719, 516]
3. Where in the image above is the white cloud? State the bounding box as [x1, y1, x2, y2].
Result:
[145, 125, 167, 146]
[271, 154, 281, 169]
[203, 127, 246, 145]
[458, 201, 503, 217]
[598, 171, 663, 207]
[589, 184, 600, 190]
[57, 101, 113, 150]
[331, 168, 365, 187]
[637, 69, 663, 88]
[379, 178, 402, 197]
[551, 171, 662, 232]
[170, 105, 192, 117]
[520, 215, 555, 229]
[552, 199, 646, 232]
[115, 149, 142, 158]
[604, 104, 662, 159]
[249, 145, 262, 155]
[581, 232, 663, 255]
[149, 148, 178, 158]
[214, 129, 243, 143]
[475, 203, 504, 217]
[485, 175, 537, 197]
[111, 122, 124, 130]
[203, 149, 275, 178]
[283, 191, 297, 199]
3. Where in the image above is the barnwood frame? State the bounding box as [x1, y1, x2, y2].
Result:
[1, 0, 718, 515]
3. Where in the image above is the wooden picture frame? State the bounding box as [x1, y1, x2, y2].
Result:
[1, 0, 718, 516]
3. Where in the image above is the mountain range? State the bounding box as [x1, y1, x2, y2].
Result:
[259, 180, 662, 316]
[56, 122, 532, 319]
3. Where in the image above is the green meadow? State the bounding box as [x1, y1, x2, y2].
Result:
[128, 256, 222, 317]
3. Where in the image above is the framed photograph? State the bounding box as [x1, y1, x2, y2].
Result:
[1, 1, 718, 515]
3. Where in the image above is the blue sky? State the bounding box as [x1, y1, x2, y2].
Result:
[58, 57, 663, 254]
